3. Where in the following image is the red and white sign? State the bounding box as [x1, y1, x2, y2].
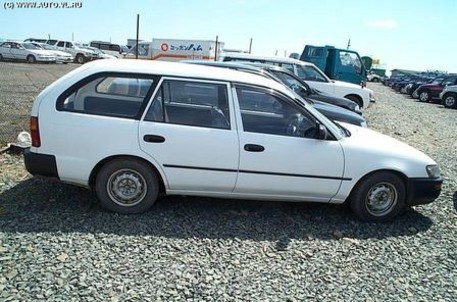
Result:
[160, 43, 169, 52]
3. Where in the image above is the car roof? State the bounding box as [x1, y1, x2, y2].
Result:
[221, 52, 314, 66]
[77, 59, 292, 94]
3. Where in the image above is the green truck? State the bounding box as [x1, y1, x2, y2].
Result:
[300, 45, 369, 86]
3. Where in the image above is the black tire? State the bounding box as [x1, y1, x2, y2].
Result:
[372, 77, 379, 82]
[349, 172, 406, 222]
[418, 90, 431, 102]
[345, 95, 363, 108]
[27, 55, 36, 64]
[442, 93, 457, 109]
[0, 54, 3, 61]
[75, 54, 86, 64]
[95, 158, 159, 214]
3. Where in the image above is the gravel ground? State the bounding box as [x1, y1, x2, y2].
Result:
[1, 76, 457, 301]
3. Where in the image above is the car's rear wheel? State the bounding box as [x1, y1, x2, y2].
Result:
[0, 54, 3, 61]
[27, 55, 36, 64]
[443, 93, 457, 109]
[410, 89, 419, 99]
[349, 172, 406, 222]
[95, 158, 159, 214]
[418, 90, 431, 102]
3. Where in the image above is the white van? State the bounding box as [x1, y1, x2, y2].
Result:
[220, 52, 374, 108]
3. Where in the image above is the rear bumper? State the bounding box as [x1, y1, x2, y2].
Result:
[24, 148, 59, 179]
[407, 177, 443, 206]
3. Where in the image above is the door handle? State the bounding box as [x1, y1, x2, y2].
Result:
[143, 135, 165, 143]
[244, 144, 265, 152]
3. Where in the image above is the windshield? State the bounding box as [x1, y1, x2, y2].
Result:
[270, 70, 309, 96]
[41, 44, 54, 50]
[296, 64, 329, 82]
[22, 43, 40, 50]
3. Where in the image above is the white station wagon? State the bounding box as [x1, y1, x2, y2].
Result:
[24, 60, 442, 222]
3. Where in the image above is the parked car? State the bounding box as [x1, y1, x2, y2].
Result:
[0, 41, 56, 63]
[219, 53, 374, 108]
[184, 60, 366, 126]
[440, 85, 457, 109]
[24, 60, 442, 222]
[415, 75, 457, 102]
[367, 73, 382, 82]
[46, 40, 98, 63]
[79, 46, 117, 59]
[31, 42, 73, 64]
[89, 41, 129, 58]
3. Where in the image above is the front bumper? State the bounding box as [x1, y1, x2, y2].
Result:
[407, 177, 443, 206]
[24, 148, 59, 179]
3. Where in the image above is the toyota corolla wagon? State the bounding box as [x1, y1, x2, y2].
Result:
[24, 60, 442, 222]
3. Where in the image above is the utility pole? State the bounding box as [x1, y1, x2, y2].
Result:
[347, 38, 351, 49]
[248, 38, 252, 54]
[214, 35, 219, 61]
[135, 14, 139, 59]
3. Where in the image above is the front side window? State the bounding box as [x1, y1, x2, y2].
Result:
[145, 80, 230, 130]
[57, 74, 155, 118]
[339, 51, 362, 74]
[236, 85, 317, 138]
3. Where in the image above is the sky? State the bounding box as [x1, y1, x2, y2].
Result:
[1, 0, 456, 73]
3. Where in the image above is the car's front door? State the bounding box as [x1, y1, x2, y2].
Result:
[233, 85, 345, 202]
[139, 78, 239, 193]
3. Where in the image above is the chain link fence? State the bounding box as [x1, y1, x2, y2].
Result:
[0, 62, 76, 147]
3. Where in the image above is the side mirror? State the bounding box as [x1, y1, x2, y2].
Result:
[316, 124, 328, 140]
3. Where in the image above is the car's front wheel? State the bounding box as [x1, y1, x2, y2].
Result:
[418, 90, 431, 102]
[27, 55, 36, 64]
[349, 172, 406, 222]
[95, 158, 159, 214]
[443, 93, 457, 109]
[75, 54, 86, 64]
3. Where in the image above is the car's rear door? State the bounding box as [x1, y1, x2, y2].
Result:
[139, 77, 239, 193]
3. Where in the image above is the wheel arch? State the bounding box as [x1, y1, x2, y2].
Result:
[344, 94, 364, 108]
[346, 169, 408, 203]
[89, 155, 166, 194]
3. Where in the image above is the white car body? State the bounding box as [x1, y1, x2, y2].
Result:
[46, 40, 98, 63]
[24, 60, 441, 221]
[0, 41, 56, 63]
[32, 43, 73, 63]
[219, 53, 374, 109]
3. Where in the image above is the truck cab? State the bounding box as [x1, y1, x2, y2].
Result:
[300, 45, 368, 86]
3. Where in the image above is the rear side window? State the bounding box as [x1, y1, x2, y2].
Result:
[144, 80, 230, 129]
[57, 74, 155, 119]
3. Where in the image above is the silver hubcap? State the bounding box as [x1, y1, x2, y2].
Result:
[419, 92, 428, 101]
[107, 169, 147, 206]
[412, 91, 418, 98]
[365, 182, 397, 216]
[445, 96, 455, 107]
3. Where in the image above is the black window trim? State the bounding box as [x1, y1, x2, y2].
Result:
[233, 82, 336, 140]
[143, 77, 232, 130]
[56, 72, 160, 120]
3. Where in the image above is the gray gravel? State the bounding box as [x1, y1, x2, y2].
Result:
[1, 75, 457, 301]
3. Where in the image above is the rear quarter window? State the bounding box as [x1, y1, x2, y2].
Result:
[56, 73, 157, 119]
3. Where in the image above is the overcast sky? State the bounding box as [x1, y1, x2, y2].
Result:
[1, 0, 455, 73]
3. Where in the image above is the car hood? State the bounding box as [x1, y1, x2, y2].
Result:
[340, 123, 436, 166]
[51, 50, 72, 57]
[312, 100, 366, 127]
[29, 50, 55, 56]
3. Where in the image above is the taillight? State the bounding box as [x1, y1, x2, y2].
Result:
[30, 116, 41, 147]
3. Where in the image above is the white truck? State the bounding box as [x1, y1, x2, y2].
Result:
[124, 38, 224, 61]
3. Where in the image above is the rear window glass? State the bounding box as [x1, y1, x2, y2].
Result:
[57, 74, 155, 119]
